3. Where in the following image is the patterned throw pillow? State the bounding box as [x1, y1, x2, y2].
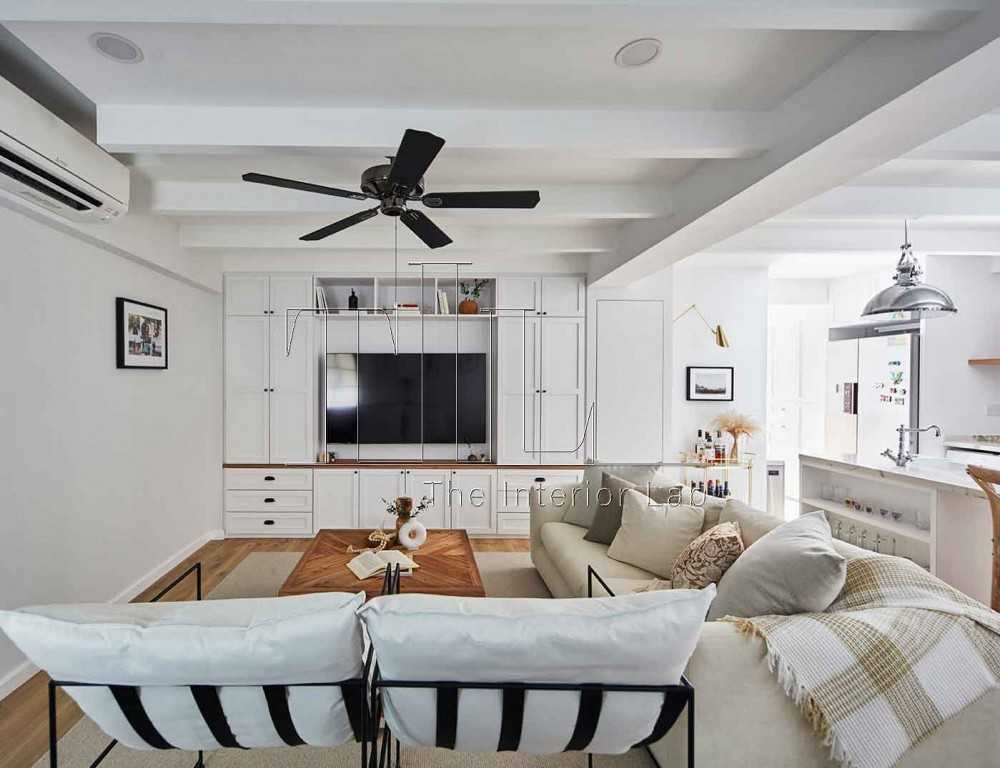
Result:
[670, 522, 744, 589]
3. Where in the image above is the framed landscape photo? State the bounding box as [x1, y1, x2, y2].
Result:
[116, 298, 168, 369]
[686, 366, 733, 401]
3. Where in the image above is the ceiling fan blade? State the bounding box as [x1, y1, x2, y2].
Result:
[243, 172, 368, 201]
[387, 129, 445, 190]
[300, 207, 380, 241]
[401, 209, 452, 249]
[422, 191, 540, 209]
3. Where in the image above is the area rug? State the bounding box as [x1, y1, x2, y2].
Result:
[34, 550, 627, 768]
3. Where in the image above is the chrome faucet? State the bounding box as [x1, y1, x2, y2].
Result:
[881, 424, 942, 467]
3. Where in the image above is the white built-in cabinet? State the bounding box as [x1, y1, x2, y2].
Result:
[224, 274, 315, 463]
[450, 470, 496, 534]
[497, 275, 586, 464]
[313, 469, 360, 529]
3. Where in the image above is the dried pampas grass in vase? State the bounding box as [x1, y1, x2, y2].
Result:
[711, 410, 760, 461]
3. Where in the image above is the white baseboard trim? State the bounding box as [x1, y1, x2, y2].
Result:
[0, 528, 225, 702]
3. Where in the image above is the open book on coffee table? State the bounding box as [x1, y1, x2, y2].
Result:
[347, 549, 420, 580]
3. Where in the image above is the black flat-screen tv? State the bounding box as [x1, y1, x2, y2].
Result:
[326, 353, 488, 444]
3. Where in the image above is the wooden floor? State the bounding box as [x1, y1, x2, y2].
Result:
[0, 535, 529, 768]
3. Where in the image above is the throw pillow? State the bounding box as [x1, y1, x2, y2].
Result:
[671, 522, 745, 590]
[678, 485, 726, 529]
[582, 472, 637, 544]
[719, 497, 784, 546]
[706, 511, 847, 621]
[607, 489, 705, 578]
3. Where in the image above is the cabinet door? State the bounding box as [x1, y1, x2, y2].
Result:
[540, 318, 585, 461]
[269, 315, 316, 463]
[541, 276, 585, 317]
[405, 470, 450, 529]
[451, 470, 495, 533]
[225, 317, 270, 462]
[497, 316, 540, 464]
[269, 275, 314, 316]
[313, 470, 359, 531]
[497, 276, 539, 315]
[358, 469, 405, 529]
[225, 275, 269, 316]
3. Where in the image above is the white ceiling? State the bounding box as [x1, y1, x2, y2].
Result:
[7, 22, 865, 110]
[4, 1, 1000, 280]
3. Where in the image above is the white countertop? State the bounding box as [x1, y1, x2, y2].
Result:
[944, 437, 1000, 455]
[799, 452, 985, 498]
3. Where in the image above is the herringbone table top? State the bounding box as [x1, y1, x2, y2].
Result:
[278, 528, 486, 600]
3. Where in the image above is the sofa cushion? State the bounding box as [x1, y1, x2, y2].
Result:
[707, 511, 847, 621]
[671, 522, 745, 590]
[358, 586, 715, 754]
[679, 485, 727, 531]
[565, 464, 676, 528]
[607, 489, 704, 578]
[541, 522, 655, 596]
[719, 497, 783, 546]
[582, 472, 636, 544]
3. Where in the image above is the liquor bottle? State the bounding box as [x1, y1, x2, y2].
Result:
[694, 429, 704, 456]
[348, 289, 359, 310]
[702, 432, 713, 462]
[716, 431, 724, 461]
[723, 481, 730, 498]
[697, 481, 705, 494]
[706, 479, 715, 497]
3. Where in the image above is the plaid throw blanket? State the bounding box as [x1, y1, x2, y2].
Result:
[726, 554, 1000, 768]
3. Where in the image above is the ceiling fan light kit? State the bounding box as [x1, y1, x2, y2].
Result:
[243, 129, 541, 248]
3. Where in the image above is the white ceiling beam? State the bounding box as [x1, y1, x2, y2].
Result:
[706, 223, 1000, 256]
[779, 185, 1000, 221]
[149, 181, 671, 220]
[0, 0, 982, 31]
[590, 4, 1000, 286]
[905, 113, 1000, 160]
[97, 106, 767, 160]
[179, 221, 619, 252]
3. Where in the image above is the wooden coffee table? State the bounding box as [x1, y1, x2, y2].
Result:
[278, 529, 486, 600]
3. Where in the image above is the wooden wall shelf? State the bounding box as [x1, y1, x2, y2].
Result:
[969, 359, 1000, 366]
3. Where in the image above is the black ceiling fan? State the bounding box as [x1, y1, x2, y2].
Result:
[242, 129, 541, 248]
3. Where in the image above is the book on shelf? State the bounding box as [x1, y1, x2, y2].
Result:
[346, 549, 419, 580]
[315, 286, 329, 312]
[437, 290, 450, 314]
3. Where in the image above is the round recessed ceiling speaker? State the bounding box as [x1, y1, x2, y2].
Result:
[614, 38, 662, 68]
[89, 32, 144, 63]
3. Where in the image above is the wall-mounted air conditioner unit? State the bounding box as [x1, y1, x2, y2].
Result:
[0, 75, 128, 222]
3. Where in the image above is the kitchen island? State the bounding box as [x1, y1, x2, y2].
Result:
[799, 452, 992, 604]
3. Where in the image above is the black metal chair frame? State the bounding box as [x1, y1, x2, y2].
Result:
[367, 565, 695, 768]
[47, 561, 370, 768]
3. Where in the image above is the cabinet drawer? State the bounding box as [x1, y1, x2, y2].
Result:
[225, 490, 313, 512]
[497, 470, 584, 513]
[496, 513, 530, 535]
[225, 468, 313, 490]
[225, 512, 313, 537]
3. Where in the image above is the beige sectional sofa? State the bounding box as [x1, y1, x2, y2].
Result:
[529, 467, 1000, 768]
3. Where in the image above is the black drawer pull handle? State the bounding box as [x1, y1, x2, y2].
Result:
[263, 519, 275, 526]
[534, 477, 546, 483]
[264, 498, 276, 503]
[264, 475, 276, 481]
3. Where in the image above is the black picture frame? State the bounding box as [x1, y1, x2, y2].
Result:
[686, 365, 733, 401]
[116, 297, 168, 370]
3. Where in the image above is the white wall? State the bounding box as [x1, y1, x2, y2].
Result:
[920, 255, 1000, 446]
[828, 267, 896, 324]
[672, 265, 769, 508]
[0, 204, 223, 695]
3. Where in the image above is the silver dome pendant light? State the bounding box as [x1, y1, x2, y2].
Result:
[862, 221, 957, 317]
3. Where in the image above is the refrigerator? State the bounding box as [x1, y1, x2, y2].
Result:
[825, 320, 920, 463]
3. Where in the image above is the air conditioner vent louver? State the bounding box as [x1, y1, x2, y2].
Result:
[0, 157, 91, 211]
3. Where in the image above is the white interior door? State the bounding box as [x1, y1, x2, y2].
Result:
[269, 315, 315, 463]
[406, 469, 450, 528]
[594, 300, 664, 463]
[540, 318, 585, 461]
[541, 276, 585, 317]
[358, 469, 405, 529]
[313, 470, 359, 531]
[225, 316, 269, 462]
[450, 470, 495, 533]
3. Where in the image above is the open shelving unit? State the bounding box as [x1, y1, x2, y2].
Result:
[315, 275, 497, 317]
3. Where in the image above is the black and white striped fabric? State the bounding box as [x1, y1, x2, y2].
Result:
[0, 593, 367, 750]
[359, 588, 713, 755]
